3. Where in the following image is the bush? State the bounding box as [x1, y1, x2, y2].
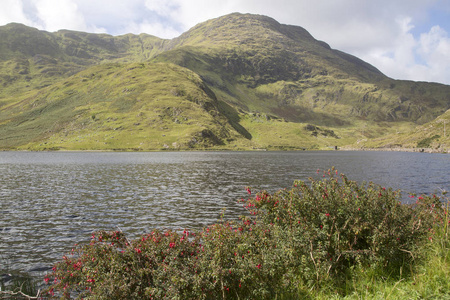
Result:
[43, 168, 445, 299]
[417, 135, 440, 148]
[246, 167, 443, 288]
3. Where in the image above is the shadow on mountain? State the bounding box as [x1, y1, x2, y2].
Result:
[217, 100, 252, 140]
[271, 106, 351, 127]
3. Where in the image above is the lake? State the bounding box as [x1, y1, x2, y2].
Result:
[0, 150, 449, 278]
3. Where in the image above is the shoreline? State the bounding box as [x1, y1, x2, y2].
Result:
[340, 147, 450, 154]
[1, 146, 449, 153]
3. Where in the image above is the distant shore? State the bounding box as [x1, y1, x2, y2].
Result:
[1, 147, 449, 153]
[340, 147, 449, 154]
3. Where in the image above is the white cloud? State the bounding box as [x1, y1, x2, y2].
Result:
[357, 19, 450, 84]
[169, 0, 241, 29]
[125, 21, 180, 39]
[0, 0, 36, 27]
[35, 0, 85, 31]
[417, 26, 450, 82]
[144, 0, 178, 17]
[34, 0, 105, 32]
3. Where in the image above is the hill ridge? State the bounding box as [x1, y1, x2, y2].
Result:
[0, 13, 449, 151]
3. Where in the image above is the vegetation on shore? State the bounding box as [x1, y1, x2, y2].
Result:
[23, 168, 447, 299]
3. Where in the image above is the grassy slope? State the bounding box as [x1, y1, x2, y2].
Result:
[0, 62, 252, 150]
[355, 109, 450, 151]
[0, 23, 166, 98]
[311, 218, 450, 300]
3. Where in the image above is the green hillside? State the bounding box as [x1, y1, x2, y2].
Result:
[0, 23, 166, 98]
[354, 109, 450, 151]
[0, 13, 449, 151]
[0, 62, 251, 150]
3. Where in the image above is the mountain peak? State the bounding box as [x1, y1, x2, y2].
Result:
[165, 12, 384, 83]
[170, 12, 316, 49]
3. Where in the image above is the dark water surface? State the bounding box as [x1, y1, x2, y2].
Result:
[0, 151, 449, 277]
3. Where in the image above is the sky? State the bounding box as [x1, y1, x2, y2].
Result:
[1, 0, 450, 85]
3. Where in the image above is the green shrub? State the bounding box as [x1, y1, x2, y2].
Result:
[417, 134, 440, 148]
[247, 167, 443, 289]
[43, 168, 445, 299]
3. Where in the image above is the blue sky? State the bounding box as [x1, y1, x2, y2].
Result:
[1, 0, 449, 85]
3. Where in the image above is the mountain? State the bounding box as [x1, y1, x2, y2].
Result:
[0, 13, 449, 151]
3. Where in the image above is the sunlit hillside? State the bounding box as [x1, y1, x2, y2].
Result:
[1, 13, 449, 151]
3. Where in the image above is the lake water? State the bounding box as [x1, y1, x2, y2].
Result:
[0, 151, 449, 279]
